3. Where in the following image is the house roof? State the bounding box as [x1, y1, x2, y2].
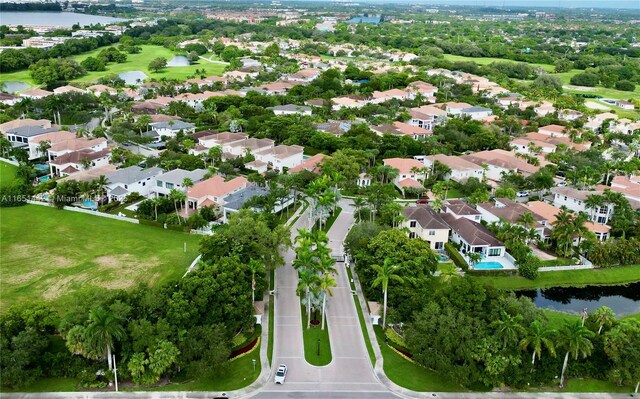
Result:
[289, 153, 330, 174]
[50, 148, 111, 165]
[403, 205, 449, 230]
[188, 175, 249, 200]
[7, 126, 59, 138]
[610, 175, 640, 199]
[156, 168, 207, 185]
[551, 187, 604, 202]
[150, 120, 195, 130]
[271, 104, 312, 113]
[444, 199, 480, 216]
[383, 157, 426, 174]
[477, 198, 546, 225]
[228, 138, 274, 150]
[223, 185, 271, 210]
[29, 130, 76, 144]
[441, 213, 503, 247]
[50, 137, 106, 152]
[59, 164, 117, 183]
[425, 154, 481, 171]
[413, 105, 448, 117]
[461, 149, 541, 175]
[527, 201, 610, 234]
[255, 144, 304, 159]
[19, 89, 53, 97]
[200, 132, 248, 145]
[539, 124, 567, 134]
[109, 186, 129, 196]
[372, 121, 432, 137]
[398, 178, 424, 188]
[107, 166, 163, 185]
[462, 106, 492, 113]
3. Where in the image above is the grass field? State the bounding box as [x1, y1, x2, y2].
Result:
[470, 265, 640, 291]
[0, 205, 201, 312]
[442, 54, 555, 72]
[70, 45, 226, 83]
[373, 325, 464, 392]
[0, 45, 226, 90]
[301, 305, 332, 366]
[0, 161, 18, 188]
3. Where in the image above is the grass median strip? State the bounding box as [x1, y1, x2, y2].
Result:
[301, 305, 332, 366]
[268, 268, 275, 366]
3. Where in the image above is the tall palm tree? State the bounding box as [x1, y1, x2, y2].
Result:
[558, 320, 595, 388]
[94, 175, 109, 204]
[37, 140, 51, 159]
[520, 320, 556, 370]
[584, 194, 604, 222]
[169, 188, 187, 223]
[592, 306, 616, 335]
[80, 157, 92, 171]
[293, 247, 317, 272]
[319, 273, 337, 330]
[85, 307, 126, 371]
[438, 263, 458, 284]
[491, 310, 526, 349]
[297, 269, 320, 329]
[352, 197, 367, 222]
[518, 212, 537, 229]
[552, 209, 577, 257]
[371, 258, 403, 329]
[248, 259, 264, 304]
[208, 146, 222, 168]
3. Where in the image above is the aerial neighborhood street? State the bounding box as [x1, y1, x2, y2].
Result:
[1, 0, 639, 398]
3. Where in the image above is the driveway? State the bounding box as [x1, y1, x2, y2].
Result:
[262, 200, 387, 394]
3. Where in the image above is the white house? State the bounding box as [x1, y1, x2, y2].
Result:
[149, 120, 196, 138]
[252, 144, 304, 172]
[383, 157, 427, 194]
[402, 205, 450, 251]
[105, 166, 163, 202]
[551, 187, 614, 224]
[49, 148, 111, 177]
[187, 175, 250, 212]
[152, 168, 208, 197]
[459, 106, 493, 120]
[271, 104, 312, 116]
[476, 198, 548, 239]
[441, 213, 506, 258]
[416, 154, 484, 183]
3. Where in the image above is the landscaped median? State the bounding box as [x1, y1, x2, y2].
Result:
[301, 305, 332, 366]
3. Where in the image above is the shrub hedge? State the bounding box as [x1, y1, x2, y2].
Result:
[445, 242, 468, 272]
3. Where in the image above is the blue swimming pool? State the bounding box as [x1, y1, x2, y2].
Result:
[474, 261, 504, 270]
[34, 164, 49, 171]
[83, 200, 97, 209]
[38, 175, 50, 182]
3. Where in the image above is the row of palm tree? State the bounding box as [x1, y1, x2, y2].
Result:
[293, 229, 337, 330]
[551, 209, 593, 257]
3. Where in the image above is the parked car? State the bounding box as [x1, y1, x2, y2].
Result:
[274, 364, 287, 384]
[557, 181, 567, 187]
[516, 191, 529, 198]
[416, 199, 429, 204]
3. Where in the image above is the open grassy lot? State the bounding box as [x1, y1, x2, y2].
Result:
[470, 265, 640, 291]
[70, 44, 226, 83]
[373, 325, 464, 392]
[0, 69, 35, 88]
[0, 205, 201, 312]
[0, 160, 18, 188]
[442, 54, 555, 72]
[301, 305, 332, 366]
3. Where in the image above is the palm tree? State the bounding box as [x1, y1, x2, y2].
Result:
[352, 197, 367, 222]
[37, 140, 51, 159]
[592, 306, 616, 335]
[558, 320, 595, 388]
[552, 209, 578, 257]
[297, 269, 320, 329]
[169, 188, 187, 223]
[584, 194, 604, 222]
[520, 320, 556, 370]
[293, 247, 317, 272]
[93, 175, 109, 204]
[492, 310, 526, 349]
[371, 258, 403, 329]
[518, 211, 536, 229]
[208, 146, 223, 168]
[319, 273, 337, 330]
[248, 259, 264, 304]
[438, 263, 458, 284]
[85, 307, 126, 371]
[80, 157, 92, 171]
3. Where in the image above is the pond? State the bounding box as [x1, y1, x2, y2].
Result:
[516, 282, 640, 317]
[1, 81, 30, 93]
[118, 71, 148, 85]
[167, 56, 191, 67]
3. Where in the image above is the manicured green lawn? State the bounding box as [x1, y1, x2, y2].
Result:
[268, 269, 275, 365]
[0, 205, 201, 312]
[539, 257, 575, 267]
[445, 188, 463, 199]
[373, 326, 464, 392]
[470, 265, 640, 290]
[0, 69, 36, 87]
[146, 353, 261, 391]
[301, 305, 332, 366]
[353, 293, 376, 366]
[442, 54, 554, 72]
[321, 207, 342, 232]
[0, 377, 78, 392]
[0, 160, 18, 188]
[70, 44, 226, 83]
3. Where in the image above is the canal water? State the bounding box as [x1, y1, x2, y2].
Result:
[516, 282, 640, 317]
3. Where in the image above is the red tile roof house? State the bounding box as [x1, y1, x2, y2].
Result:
[538, 124, 568, 137]
[527, 200, 611, 242]
[476, 198, 549, 239]
[289, 153, 330, 174]
[383, 157, 427, 195]
[49, 148, 111, 177]
[27, 130, 76, 160]
[186, 175, 250, 214]
[416, 154, 484, 183]
[461, 149, 543, 182]
[370, 121, 432, 140]
[610, 175, 640, 203]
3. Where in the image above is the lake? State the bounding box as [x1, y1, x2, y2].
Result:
[0, 11, 123, 27]
[167, 56, 190, 67]
[1, 81, 30, 93]
[118, 71, 147, 85]
[517, 282, 640, 317]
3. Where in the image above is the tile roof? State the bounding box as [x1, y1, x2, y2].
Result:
[441, 213, 503, 247]
[383, 157, 426, 174]
[444, 199, 480, 216]
[477, 198, 546, 225]
[106, 166, 163, 185]
[403, 205, 449, 230]
[188, 175, 249, 200]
